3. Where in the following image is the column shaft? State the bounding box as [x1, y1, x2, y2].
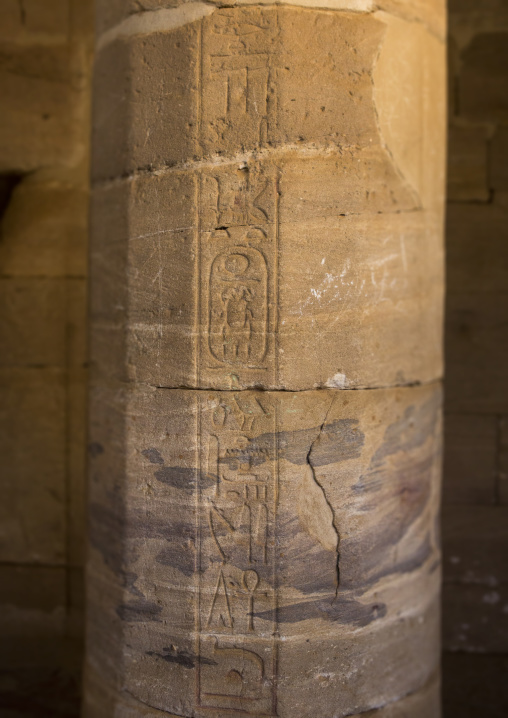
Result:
[86, 3, 446, 716]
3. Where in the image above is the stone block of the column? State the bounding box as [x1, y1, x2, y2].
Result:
[0, 368, 66, 564]
[92, 8, 384, 180]
[86, 382, 441, 718]
[442, 413, 498, 505]
[92, 154, 442, 390]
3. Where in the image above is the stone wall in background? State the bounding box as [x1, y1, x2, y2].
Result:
[444, 0, 508, 715]
[0, 1, 93, 715]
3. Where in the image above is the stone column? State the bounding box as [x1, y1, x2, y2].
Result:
[85, 2, 446, 717]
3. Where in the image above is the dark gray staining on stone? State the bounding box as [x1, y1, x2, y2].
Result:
[142, 447, 215, 493]
[277, 514, 338, 595]
[155, 522, 196, 577]
[116, 599, 163, 622]
[219, 419, 365, 470]
[341, 393, 441, 590]
[154, 466, 200, 492]
[255, 597, 386, 626]
[89, 501, 125, 575]
[142, 448, 164, 464]
[146, 647, 217, 669]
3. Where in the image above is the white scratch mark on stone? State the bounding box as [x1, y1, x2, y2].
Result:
[325, 372, 349, 389]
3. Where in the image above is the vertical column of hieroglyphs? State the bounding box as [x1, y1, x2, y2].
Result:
[197, 11, 279, 390]
[197, 391, 278, 715]
[196, 18, 280, 711]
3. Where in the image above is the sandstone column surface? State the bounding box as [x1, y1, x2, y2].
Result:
[86, 1, 446, 717]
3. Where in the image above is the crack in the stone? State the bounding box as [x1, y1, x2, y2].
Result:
[147, 377, 441, 393]
[92, 139, 428, 191]
[305, 394, 341, 600]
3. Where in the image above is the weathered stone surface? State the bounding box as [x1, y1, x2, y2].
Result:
[0, 368, 66, 564]
[95, 0, 445, 40]
[95, 1, 376, 37]
[447, 126, 489, 202]
[86, 382, 442, 717]
[352, 675, 441, 717]
[93, 9, 384, 179]
[443, 413, 497, 505]
[91, 153, 442, 391]
[84, 671, 441, 718]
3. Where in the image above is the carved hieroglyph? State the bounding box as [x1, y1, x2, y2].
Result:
[197, 393, 277, 714]
[87, 3, 446, 717]
[199, 165, 279, 387]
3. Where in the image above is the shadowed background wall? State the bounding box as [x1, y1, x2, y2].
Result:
[442, 0, 508, 715]
[0, 1, 93, 715]
[0, 0, 506, 716]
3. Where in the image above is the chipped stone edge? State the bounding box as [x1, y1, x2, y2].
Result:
[96, 0, 376, 52]
[96, 4, 216, 53]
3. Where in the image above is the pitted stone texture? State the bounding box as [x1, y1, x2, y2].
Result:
[91, 151, 442, 391]
[85, 672, 440, 718]
[93, 8, 384, 180]
[85, 382, 441, 718]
